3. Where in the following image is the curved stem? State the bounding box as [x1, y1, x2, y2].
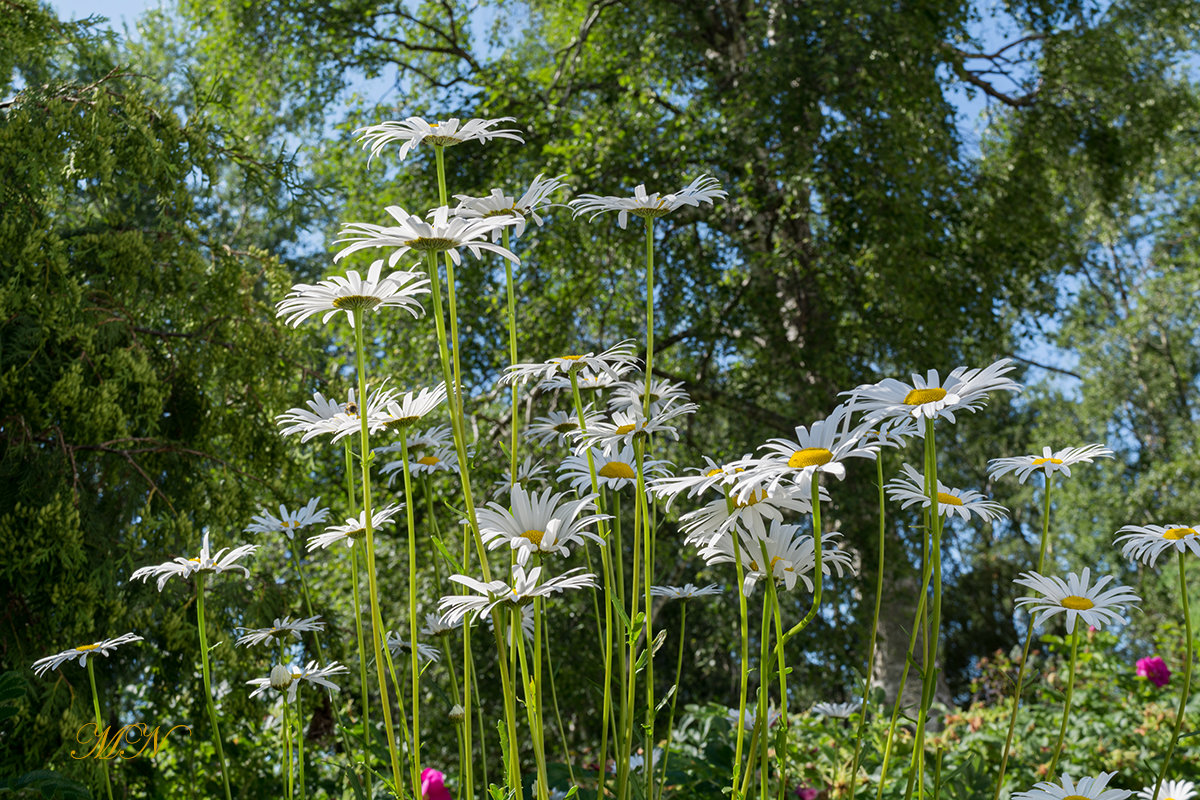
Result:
[779, 478, 824, 645]
[848, 455, 887, 799]
[1154, 552, 1194, 797]
[86, 659, 113, 800]
[351, 310, 406, 795]
[1045, 627, 1080, 777]
[195, 574, 232, 800]
[992, 478, 1054, 800]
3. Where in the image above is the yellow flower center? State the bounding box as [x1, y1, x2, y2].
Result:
[615, 424, 638, 435]
[418, 456, 440, 466]
[331, 295, 383, 311]
[734, 489, 768, 508]
[188, 557, 202, 562]
[599, 461, 636, 480]
[769, 556, 793, 573]
[76, 644, 99, 651]
[1164, 527, 1198, 540]
[522, 529, 545, 547]
[560, 355, 584, 361]
[1031, 457, 1064, 466]
[788, 448, 833, 468]
[1061, 595, 1094, 611]
[903, 387, 947, 405]
[936, 492, 964, 506]
[705, 468, 724, 477]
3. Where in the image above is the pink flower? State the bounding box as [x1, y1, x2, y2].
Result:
[421, 768, 452, 800]
[1137, 656, 1171, 688]
[794, 788, 819, 800]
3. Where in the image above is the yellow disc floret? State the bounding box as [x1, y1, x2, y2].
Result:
[903, 387, 947, 405]
[936, 492, 964, 506]
[788, 448, 833, 468]
[599, 461, 637, 480]
[1061, 596, 1094, 611]
[1164, 527, 1198, 540]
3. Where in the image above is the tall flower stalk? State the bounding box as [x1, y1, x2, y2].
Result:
[848, 454, 886, 799]
[1154, 551, 1194, 798]
[195, 574, 233, 800]
[85, 659, 113, 800]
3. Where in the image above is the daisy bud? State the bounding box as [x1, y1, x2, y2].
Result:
[449, 704, 465, 723]
[270, 664, 294, 691]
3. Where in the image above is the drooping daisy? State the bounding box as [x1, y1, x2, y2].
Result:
[452, 173, 568, 240]
[131, 533, 258, 592]
[541, 368, 621, 392]
[1014, 569, 1140, 633]
[438, 565, 597, 626]
[377, 424, 453, 457]
[306, 504, 404, 551]
[500, 341, 640, 387]
[988, 444, 1115, 484]
[245, 498, 330, 540]
[490, 456, 550, 497]
[859, 417, 921, 450]
[847, 358, 1021, 426]
[420, 612, 460, 637]
[885, 464, 1008, 523]
[730, 404, 876, 500]
[681, 483, 821, 547]
[32, 633, 143, 677]
[1136, 779, 1196, 800]
[727, 705, 783, 732]
[275, 261, 430, 327]
[575, 401, 699, 455]
[247, 661, 349, 703]
[476, 486, 608, 566]
[526, 407, 605, 447]
[700, 523, 854, 596]
[810, 702, 861, 719]
[608, 377, 691, 415]
[1013, 772, 1132, 800]
[385, 631, 441, 665]
[1115, 524, 1200, 567]
[570, 174, 727, 229]
[650, 583, 723, 601]
[355, 116, 524, 163]
[236, 616, 326, 648]
[335, 205, 516, 268]
[559, 445, 672, 494]
[649, 456, 752, 511]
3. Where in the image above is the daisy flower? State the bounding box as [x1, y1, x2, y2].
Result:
[382, 448, 460, 482]
[575, 402, 698, 455]
[33, 633, 143, 677]
[245, 498, 330, 540]
[491, 456, 550, 497]
[355, 116, 523, 163]
[247, 661, 348, 703]
[306, 504, 404, 551]
[420, 612, 460, 637]
[334, 205, 516, 268]
[700, 523, 854, 596]
[847, 358, 1021, 426]
[608, 377, 691, 415]
[486, 603, 536, 645]
[275, 260, 429, 326]
[476, 486, 608, 566]
[681, 483, 821, 547]
[988, 444, 1115, 484]
[1013, 772, 1132, 800]
[1014, 568, 1140, 633]
[730, 404, 876, 500]
[452, 173, 568, 240]
[859, 417, 920, 449]
[236, 616, 325, 648]
[650, 583, 722, 601]
[438, 565, 597, 626]
[559, 445, 671, 494]
[275, 389, 353, 442]
[500, 341, 640, 387]
[1116, 523, 1200, 567]
[385, 631, 441, 665]
[541, 368, 620, 392]
[885, 464, 1008, 522]
[526, 407, 605, 447]
[810, 702, 861, 719]
[570, 174, 727, 229]
[649, 456, 751, 511]
[1137, 779, 1195, 800]
[369, 385, 447, 435]
[727, 706, 783, 731]
[131, 533, 258, 592]
[377, 424, 453, 457]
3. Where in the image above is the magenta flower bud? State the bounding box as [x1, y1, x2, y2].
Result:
[421, 768, 452, 800]
[1136, 655, 1171, 687]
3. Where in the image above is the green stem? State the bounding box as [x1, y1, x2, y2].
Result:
[296, 686, 306, 800]
[778, 478, 824, 644]
[86, 659, 113, 800]
[731, 494, 751, 799]
[544, 630, 577, 789]
[1045, 628, 1080, 778]
[848, 454, 887, 799]
[399, 428, 423, 787]
[283, 690, 293, 800]
[656, 602, 687, 800]
[765, 554, 790, 800]
[1154, 551, 1194, 797]
[992, 477, 1054, 800]
[756, 544, 773, 800]
[351, 310, 406, 795]
[643, 217, 655, 418]
[503, 226, 521, 484]
[636, 437, 656, 800]
[195, 574, 232, 800]
[344, 441, 372, 796]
